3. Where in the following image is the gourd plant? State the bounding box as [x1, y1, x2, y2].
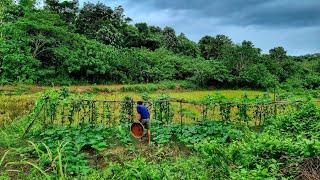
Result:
[237, 94, 250, 125]
[120, 96, 134, 125]
[67, 100, 76, 125]
[89, 101, 98, 124]
[211, 95, 232, 123]
[45, 90, 61, 124]
[253, 93, 272, 126]
[141, 93, 153, 110]
[153, 94, 173, 125]
[24, 88, 70, 136]
[200, 96, 219, 121]
[101, 101, 112, 125]
[219, 102, 232, 123]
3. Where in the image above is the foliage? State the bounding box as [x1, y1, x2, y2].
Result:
[269, 46, 287, 61]
[153, 94, 174, 124]
[28, 124, 109, 175]
[152, 121, 245, 145]
[267, 102, 320, 137]
[75, 2, 125, 42]
[120, 96, 134, 124]
[184, 60, 229, 87]
[1, 97, 319, 179]
[45, 0, 78, 25]
[198, 34, 233, 60]
[176, 33, 200, 57]
[0, 1, 319, 90]
[79, 156, 212, 179]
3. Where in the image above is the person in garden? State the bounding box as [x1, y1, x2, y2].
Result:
[136, 101, 151, 144]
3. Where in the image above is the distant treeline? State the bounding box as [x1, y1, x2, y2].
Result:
[0, 0, 319, 90]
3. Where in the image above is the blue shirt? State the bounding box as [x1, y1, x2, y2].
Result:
[137, 105, 150, 119]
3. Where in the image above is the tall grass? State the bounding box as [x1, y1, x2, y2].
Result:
[0, 95, 35, 124]
[7, 161, 51, 179]
[0, 116, 33, 148]
[5, 141, 68, 179]
[0, 150, 10, 167]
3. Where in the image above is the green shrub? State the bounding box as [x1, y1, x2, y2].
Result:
[268, 102, 320, 136]
[87, 156, 212, 179]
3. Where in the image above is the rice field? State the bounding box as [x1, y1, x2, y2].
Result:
[93, 89, 266, 101]
[0, 84, 267, 124]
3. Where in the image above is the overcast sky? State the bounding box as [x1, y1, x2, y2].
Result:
[79, 0, 320, 55]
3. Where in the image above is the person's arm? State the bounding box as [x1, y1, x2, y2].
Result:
[136, 106, 141, 121]
[136, 113, 141, 121]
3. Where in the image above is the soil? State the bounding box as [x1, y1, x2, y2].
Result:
[81, 144, 106, 168]
[295, 157, 320, 180]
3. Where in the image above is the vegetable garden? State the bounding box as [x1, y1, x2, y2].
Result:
[23, 88, 307, 133]
[0, 88, 319, 179]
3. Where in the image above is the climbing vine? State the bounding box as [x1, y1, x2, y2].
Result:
[120, 96, 134, 124]
[23, 88, 311, 137]
[219, 102, 232, 123]
[154, 95, 173, 124]
[101, 101, 111, 125]
[237, 95, 249, 125]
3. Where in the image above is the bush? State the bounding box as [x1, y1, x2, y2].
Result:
[269, 102, 320, 136]
[89, 156, 212, 179]
[184, 60, 229, 87]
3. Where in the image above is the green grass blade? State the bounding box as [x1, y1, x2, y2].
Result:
[57, 141, 68, 179]
[7, 161, 51, 179]
[42, 143, 53, 162]
[0, 150, 10, 167]
[27, 140, 44, 158]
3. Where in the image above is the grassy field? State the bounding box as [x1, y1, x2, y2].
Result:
[0, 83, 266, 97]
[94, 89, 265, 101]
[0, 94, 36, 124]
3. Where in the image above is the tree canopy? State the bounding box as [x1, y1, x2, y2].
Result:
[0, 0, 319, 90]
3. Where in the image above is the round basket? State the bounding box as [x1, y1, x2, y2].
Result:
[130, 122, 145, 138]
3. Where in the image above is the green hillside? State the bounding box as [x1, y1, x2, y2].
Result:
[1, 0, 319, 89]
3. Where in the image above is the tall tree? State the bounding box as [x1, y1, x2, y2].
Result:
[135, 23, 149, 35]
[221, 40, 262, 85]
[149, 26, 162, 34]
[130, 23, 161, 50]
[45, 0, 78, 25]
[198, 36, 214, 59]
[122, 25, 140, 48]
[19, 0, 36, 9]
[1, 0, 24, 24]
[0, 0, 11, 37]
[96, 24, 123, 46]
[162, 26, 179, 52]
[269, 46, 287, 61]
[198, 34, 232, 60]
[176, 33, 199, 57]
[75, 2, 128, 46]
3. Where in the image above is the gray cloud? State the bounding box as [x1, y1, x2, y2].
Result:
[80, 0, 320, 55]
[123, 0, 320, 27]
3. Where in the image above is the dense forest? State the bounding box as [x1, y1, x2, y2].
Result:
[0, 0, 319, 89]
